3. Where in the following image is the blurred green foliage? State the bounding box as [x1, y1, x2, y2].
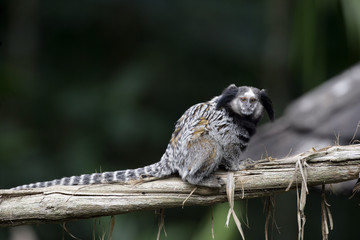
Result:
[1, 0, 360, 239]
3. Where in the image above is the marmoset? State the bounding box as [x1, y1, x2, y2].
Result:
[12, 84, 274, 189]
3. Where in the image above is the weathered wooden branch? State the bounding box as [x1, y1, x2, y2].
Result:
[1, 144, 359, 228]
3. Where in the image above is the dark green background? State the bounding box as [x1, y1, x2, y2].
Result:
[1, 0, 359, 239]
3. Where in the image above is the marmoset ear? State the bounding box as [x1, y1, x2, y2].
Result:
[216, 84, 239, 110]
[259, 89, 274, 121]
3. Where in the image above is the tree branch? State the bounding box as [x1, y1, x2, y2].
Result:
[1, 144, 359, 227]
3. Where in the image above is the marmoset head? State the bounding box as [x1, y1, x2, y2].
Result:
[216, 84, 274, 122]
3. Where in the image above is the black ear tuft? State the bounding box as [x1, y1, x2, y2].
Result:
[260, 89, 274, 121]
[216, 84, 238, 110]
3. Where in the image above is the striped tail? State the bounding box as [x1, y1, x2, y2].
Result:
[11, 161, 173, 190]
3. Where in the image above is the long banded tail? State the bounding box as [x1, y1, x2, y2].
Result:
[12, 161, 173, 190]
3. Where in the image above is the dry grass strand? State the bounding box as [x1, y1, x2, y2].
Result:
[321, 184, 333, 240]
[108, 216, 115, 240]
[156, 209, 167, 240]
[286, 156, 309, 193]
[290, 156, 309, 240]
[350, 121, 360, 144]
[61, 222, 81, 240]
[225, 172, 245, 239]
[334, 131, 341, 146]
[211, 206, 215, 239]
[182, 187, 197, 207]
[264, 196, 278, 240]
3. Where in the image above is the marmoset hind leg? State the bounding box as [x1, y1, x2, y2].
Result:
[180, 135, 224, 188]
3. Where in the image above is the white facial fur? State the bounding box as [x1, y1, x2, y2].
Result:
[230, 88, 263, 118]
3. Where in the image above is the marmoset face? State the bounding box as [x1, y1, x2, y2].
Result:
[230, 88, 259, 116]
